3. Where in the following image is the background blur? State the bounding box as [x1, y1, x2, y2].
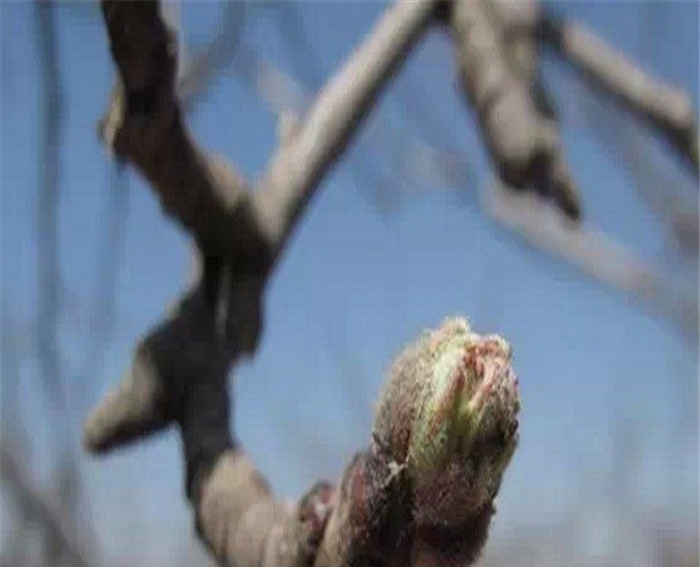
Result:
[1, 2, 698, 566]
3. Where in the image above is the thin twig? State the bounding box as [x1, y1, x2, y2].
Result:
[34, 0, 66, 415]
[0, 444, 93, 567]
[484, 180, 698, 337]
[80, 164, 130, 410]
[578, 82, 699, 255]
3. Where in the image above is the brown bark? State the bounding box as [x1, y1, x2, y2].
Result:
[85, 3, 463, 567]
[83, 2, 698, 566]
[447, 0, 582, 220]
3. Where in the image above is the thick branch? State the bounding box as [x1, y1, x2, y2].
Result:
[86, 2, 466, 567]
[87, 0, 440, 448]
[99, 1, 267, 266]
[538, 13, 699, 173]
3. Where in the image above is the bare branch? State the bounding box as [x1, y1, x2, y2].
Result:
[98, 5, 263, 266]
[231, 40, 470, 210]
[252, 0, 438, 256]
[85, 3, 511, 567]
[177, 1, 248, 112]
[263, 2, 469, 214]
[484, 180, 699, 337]
[178, 1, 472, 218]
[447, 0, 582, 220]
[79, 164, 130, 409]
[86, 0, 438, 448]
[34, 0, 66, 415]
[577, 82, 699, 255]
[0, 445, 93, 567]
[178, 3, 402, 218]
[538, 11, 699, 173]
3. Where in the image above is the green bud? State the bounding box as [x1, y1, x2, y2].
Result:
[373, 318, 520, 525]
[409, 324, 519, 474]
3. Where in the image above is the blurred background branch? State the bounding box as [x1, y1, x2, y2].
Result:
[0, 444, 93, 567]
[1, 3, 102, 566]
[34, 0, 65, 420]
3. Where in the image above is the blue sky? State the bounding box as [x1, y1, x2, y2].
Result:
[1, 1, 698, 564]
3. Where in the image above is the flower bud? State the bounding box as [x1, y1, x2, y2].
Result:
[373, 318, 520, 526]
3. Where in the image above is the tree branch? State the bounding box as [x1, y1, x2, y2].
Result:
[0, 444, 93, 567]
[229, 39, 470, 212]
[261, 1, 471, 215]
[98, 3, 263, 266]
[86, 0, 437, 446]
[484, 179, 699, 337]
[34, 0, 66, 419]
[251, 0, 437, 257]
[445, 0, 582, 220]
[577, 81, 699, 255]
[176, 1, 248, 112]
[537, 11, 699, 174]
[82, 2, 523, 567]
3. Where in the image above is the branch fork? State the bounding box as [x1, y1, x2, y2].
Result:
[84, 1, 697, 565]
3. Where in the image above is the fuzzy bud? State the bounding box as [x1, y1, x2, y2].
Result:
[373, 318, 520, 527]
